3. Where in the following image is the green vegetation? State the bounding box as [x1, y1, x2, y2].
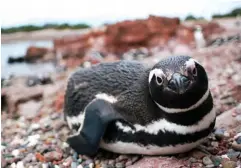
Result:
[212, 7, 241, 18]
[1, 23, 91, 34]
[184, 15, 205, 21]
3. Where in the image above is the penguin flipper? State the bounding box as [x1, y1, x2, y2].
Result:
[67, 99, 122, 156]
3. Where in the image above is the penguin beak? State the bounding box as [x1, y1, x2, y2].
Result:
[168, 73, 190, 94]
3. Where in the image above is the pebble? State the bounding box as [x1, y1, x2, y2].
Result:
[227, 149, 240, 161]
[108, 159, 115, 165]
[211, 156, 222, 166]
[203, 156, 213, 165]
[115, 162, 125, 168]
[125, 161, 133, 167]
[27, 134, 40, 147]
[231, 141, 241, 151]
[191, 150, 206, 159]
[188, 157, 197, 163]
[77, 165, 83, 168]
[11, 149, 20, 157]
[211, 141, 219, 148]
[236, 136, 241, 144]
[100, 163, 108, 168]
[16, 161, 24, 168]
[222, 161, 237, 168]
[214, 129, 226, 140]
[71, 162, 78, 168]
[118, 155, 129, 161]
[131, 156, 139, 163]
[44, 151, 63, 162]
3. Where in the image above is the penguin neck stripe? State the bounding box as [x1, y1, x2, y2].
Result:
[155, 88, 210, 113]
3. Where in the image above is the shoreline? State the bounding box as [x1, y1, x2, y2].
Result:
[2, 17, 239, 44]
[1, 28, 91, 44]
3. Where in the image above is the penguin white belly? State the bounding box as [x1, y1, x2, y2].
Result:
[100, 138, 206, 155]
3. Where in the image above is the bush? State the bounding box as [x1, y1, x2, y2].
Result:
[1, 23, 91, 34]
[212, 7, 241, 18]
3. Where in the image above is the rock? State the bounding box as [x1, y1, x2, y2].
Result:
[236, 135, 241, 144]
[71, 162, 78, 168]
[115, 162, 125, 168]
[25, 46, 50, 63]
[18, 100, 42, 119]
[127, 157, 187, 168]
[190, 150, 206, 159]
[227, 150, 240, 161]
[222, 161, 237, 168]
[203, 156, 213, 165]
[1, 85, 43, 116]
[44, 151, 63, 162]
[211, 156, 222, 167]
[231, 141, 241, 151]
[214, 128, 226, 140]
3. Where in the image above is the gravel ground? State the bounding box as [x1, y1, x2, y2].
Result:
[1, 41, 241, 168]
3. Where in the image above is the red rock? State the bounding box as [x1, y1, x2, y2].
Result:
[35, 152, 45, 162]
[54, 92, 65, 112]
[127, 157, 188, 168]
[53, 15, 185, 59]
[44, 151, 63, 162]
[25, 46, 51, 62]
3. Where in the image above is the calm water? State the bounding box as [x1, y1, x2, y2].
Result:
[1, 40, 56, 78]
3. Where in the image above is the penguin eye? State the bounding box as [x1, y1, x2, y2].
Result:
[156, 76, 164, 85]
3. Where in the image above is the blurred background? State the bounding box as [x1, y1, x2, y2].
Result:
[1, 0, 241, 167]
[1, 0, 241, 78]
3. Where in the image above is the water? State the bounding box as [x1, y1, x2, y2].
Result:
[1, 40, 56, 79]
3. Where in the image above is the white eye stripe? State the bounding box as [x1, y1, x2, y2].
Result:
[185, 58, 196, 69]
[149, 68, 166, 84]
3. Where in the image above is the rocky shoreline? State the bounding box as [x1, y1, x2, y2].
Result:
[1, 16, 241, 168]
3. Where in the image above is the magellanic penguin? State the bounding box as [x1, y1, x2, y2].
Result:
[63, 55, 215, 156]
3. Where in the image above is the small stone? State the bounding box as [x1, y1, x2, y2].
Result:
[188, 157, 197, 163]
[71, 162, 78, 168]
[94, 160, 100, 164]
[73, 152, 78, 161]
[44, 151, 63, 162]
[42, 163, 49, 168]
[211, 156, 222, 166]
[125, 161, 133, 167]
[108, 159, 115, 165]
[63, 156, 72, 167]
[231, 141, 241, 151]
[211, 141, 219, 147]
[191, 150, 206, 159]
[115, 162, 124, 168]
[203, 156, 213, 165]
[118, 155, 129, 161]
[89, 163, 94, 168]
[11, 149, 20, 157]
[214, 128, 225, 140]
[77, 165, 83, 168]
[35, 153, 45, 162]
[16, 161, 24, 168]
[131, 156, 139, 163]
[236, 136, 241, 144]
[206, 164, 215, 168]
[222, 161, 237, 168]
[100, 163, 108, 168]
[227, 150, 241, 161]
[78, 158, 83, 163]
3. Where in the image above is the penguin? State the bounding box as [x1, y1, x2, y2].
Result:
[63, 55, 215, 156]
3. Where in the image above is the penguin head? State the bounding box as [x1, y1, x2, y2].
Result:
[148, 55, 209, 113]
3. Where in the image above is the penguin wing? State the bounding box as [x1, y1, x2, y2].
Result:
[67, 98, 123, 156]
